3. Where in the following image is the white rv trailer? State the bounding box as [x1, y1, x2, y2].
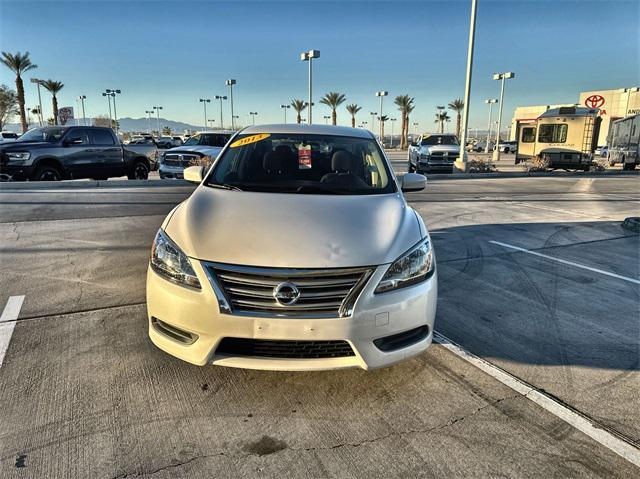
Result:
[607, 114, 639, 170]
[516, 106, 601, 171]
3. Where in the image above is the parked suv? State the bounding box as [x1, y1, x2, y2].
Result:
[159, 131, 232, 179]
[0, 126, 158, 181]
[408, 134, 460, 173]
[147, 124, 437, 370]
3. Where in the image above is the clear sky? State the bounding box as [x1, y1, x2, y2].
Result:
[1, 0, 638, 132]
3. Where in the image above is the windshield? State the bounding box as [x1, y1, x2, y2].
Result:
[18, 127, 67, 143]
[205, 133, 396, 195]
[183, 133, 230, 147]
[421, 135, 459, 146]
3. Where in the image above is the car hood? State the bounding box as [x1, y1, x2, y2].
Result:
[166, 145, 223, 156]
[164, 187, 422, 268]
[422, 144, 460, 154]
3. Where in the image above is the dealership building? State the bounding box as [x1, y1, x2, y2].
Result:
[510, 87, 639, 145]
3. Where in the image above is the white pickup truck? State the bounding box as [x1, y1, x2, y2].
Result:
[159, 131, 233, 179]
[408, 134, 460, 174]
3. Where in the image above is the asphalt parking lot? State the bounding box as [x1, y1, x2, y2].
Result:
[0, 175, 639, 477]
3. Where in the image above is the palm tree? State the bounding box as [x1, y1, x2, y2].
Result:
[0, 51, 37, 133]
[319, 92, 346, 125]
[378, 115, 389, 141]
[435, 111, 450, 133]
[448, 99, 464, 138]
[394, 95, 414, 149]
[291, 99, 307, 124]
[345, 104, 361, 128]
[405, 102, 415, 142]
[41, 80, 64, 125]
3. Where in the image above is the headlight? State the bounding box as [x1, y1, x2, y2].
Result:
[150, 229, 201, 289]
[375, 238, 434, 293]
[7, 152, 30, 161]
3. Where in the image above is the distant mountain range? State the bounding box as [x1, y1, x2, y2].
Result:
[2, 117, 204, 134]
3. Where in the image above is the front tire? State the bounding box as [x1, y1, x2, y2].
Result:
[32, 164, 62, 181]
[128, 161, 149, 180]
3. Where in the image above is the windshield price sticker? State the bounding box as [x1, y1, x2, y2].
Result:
[230, 133, 271, 148]
[298, 145, 312, 169]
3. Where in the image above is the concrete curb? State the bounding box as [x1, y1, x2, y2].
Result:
[0, 179, 192, 190]
[0, 170, 637, 190]
[421, 170, 639, 180]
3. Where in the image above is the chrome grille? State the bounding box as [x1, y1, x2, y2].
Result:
[204, 263, 373, 318]
[163, 153, 200, 167]
[429, 152, 457, 161]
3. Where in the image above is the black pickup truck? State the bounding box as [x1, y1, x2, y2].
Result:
[0, 126, 158, 181]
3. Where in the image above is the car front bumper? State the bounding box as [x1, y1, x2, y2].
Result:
[418, 161, 454, 173]
[146, 260, 437, 371]
[159, 164, 185, 179]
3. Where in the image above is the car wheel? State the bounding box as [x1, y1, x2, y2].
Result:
[33, 164, 62, 181]
[128, 161, 149, 180]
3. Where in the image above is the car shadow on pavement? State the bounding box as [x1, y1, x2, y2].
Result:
[430, 219, 639, 373]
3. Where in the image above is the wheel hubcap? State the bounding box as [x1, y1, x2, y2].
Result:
[135, 165, 148, 179]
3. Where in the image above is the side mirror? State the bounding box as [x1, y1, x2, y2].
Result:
[401, 173, 427, 192]
[183, 165, 204, 183]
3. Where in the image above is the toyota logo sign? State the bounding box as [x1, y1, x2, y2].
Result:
[585, 95, 605, 109]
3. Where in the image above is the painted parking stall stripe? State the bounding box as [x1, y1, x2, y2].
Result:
[433, 332, 640, 467]
[489, 240, 640, 285]
[0, 296, 25, 367]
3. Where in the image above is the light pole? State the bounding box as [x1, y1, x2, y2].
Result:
[323, 115, 330, 124]
[145, 110, 154, 134]
[104, 89, 121, 133]
[153, 106, 163, 135]
[280, 104, 290, 123]
[390, 118, 397, 148]
[484, 99, 498, 153]
[369, 111, 376, 134]
[300, 49, 320, 124]
[248, 111, 258, 125]
[30, 78, 44, 126]
[102, 92, 113, 127]
[215, 95, 227, 129]
[455, 0, 478, 172]
[233, 115, 239, 128]
[413, 122, 419, 138]
[77, 95, 87, 126]
[208, 119, 216, 129]
[226, 79, 236, 129]
[492, 71, 515, 162]
[375, 91, 388, 140]
[623, 87, 639, 116]
[361, 121, 368, 129]
[199, 98, 210, 130]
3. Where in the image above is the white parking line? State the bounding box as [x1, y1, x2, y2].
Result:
[0, 295, 25, 367]
[489, 240, 640, 285]
[433, 331, 640, 467]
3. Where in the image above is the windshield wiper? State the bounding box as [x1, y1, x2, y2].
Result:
[295, 185, 350, 195]
[205, 183, 243, 191]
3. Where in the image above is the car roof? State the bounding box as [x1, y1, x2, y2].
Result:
[194, 130, 235, 135]
[240, 124, 374, 139]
